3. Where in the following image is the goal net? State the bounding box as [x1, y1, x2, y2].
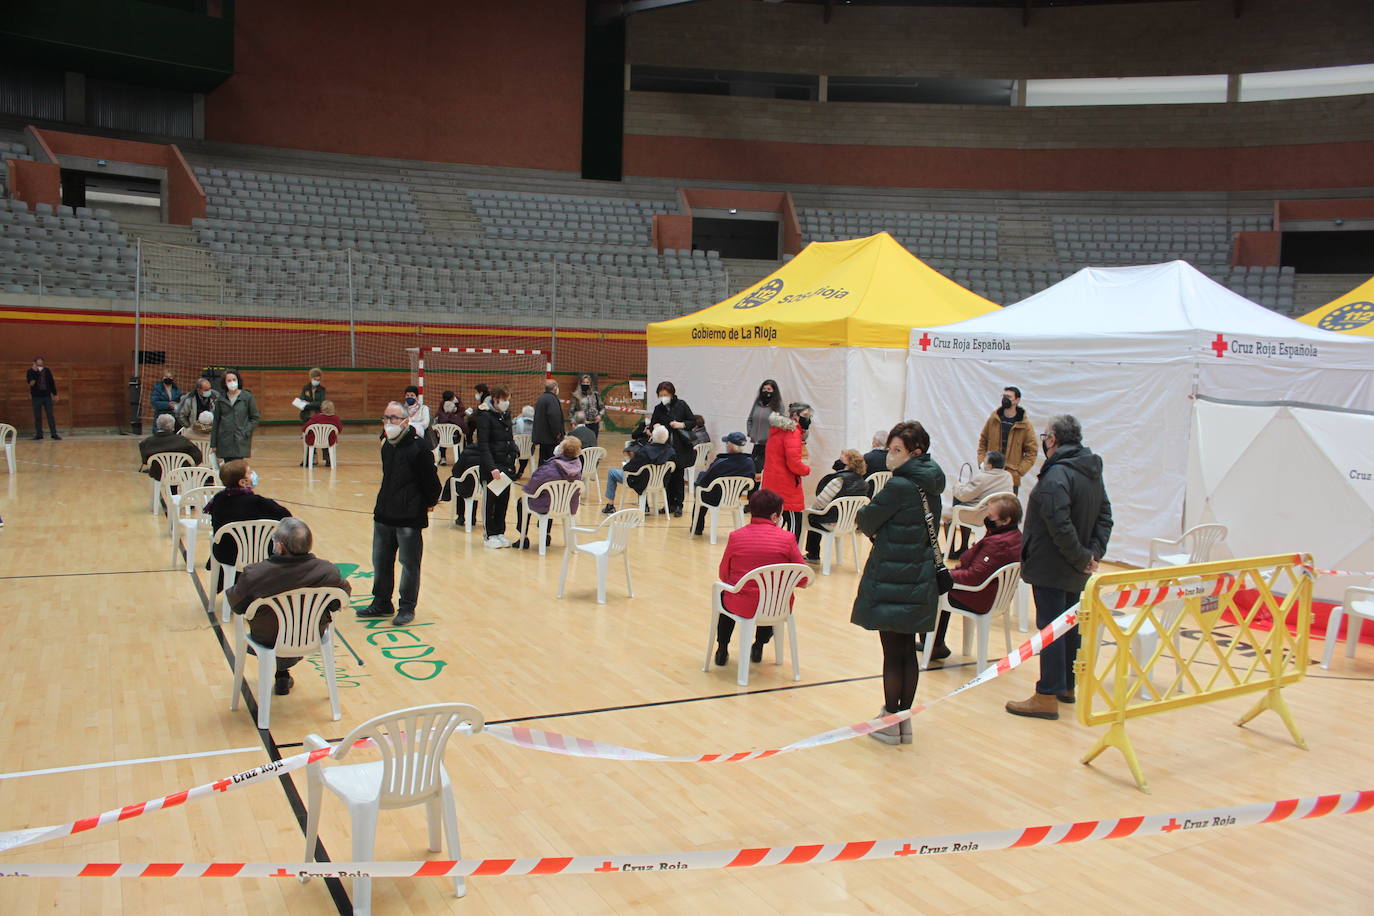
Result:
[406, 347, 549, 416]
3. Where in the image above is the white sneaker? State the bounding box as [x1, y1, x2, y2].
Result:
[483, 535, 503, 549]
[495, 535, 514, 548]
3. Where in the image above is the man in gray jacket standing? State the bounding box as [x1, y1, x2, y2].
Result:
[1007, 414, 1113, 721]
[532, 379, 564, 468]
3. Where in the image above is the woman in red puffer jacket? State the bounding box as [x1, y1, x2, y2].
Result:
[760, 401, 812, 539]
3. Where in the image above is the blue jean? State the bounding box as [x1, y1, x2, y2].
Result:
[370, 522, 424, 614]
[604, 467, 626, 501]
[1033, 585, 1080, 696]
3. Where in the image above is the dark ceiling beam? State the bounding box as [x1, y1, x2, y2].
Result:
[618, 0, 705, 14]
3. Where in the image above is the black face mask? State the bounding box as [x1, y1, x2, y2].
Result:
[581, 384, 590, 391]
[832, 459, 845, 472]
[164, 377, 174, 385]
[797, 415, 811, 430]
[759, 390, 773, 404]
[1001, 396, 1013, 410]
[984, 516, 998, 529]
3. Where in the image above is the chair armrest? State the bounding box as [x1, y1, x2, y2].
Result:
[303, 733, 330, 752]
[1149, 535, 1183, 549]
[1345, 586, 1374, 606]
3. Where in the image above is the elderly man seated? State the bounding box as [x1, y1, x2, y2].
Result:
[691, 431, 756, 536]
[138, 413, 203, 478]
[226, 518, 351, 696]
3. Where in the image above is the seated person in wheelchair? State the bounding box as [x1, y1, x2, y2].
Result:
[601, 423, 673, 515]
[802, 448, 868, 563]
[690, 431, 756, 535]
[922, 494, 1023, 662]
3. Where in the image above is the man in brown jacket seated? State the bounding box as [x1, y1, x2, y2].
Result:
[226, 518, 351, 697]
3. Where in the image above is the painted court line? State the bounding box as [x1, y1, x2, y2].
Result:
[0, 747, 264, 781]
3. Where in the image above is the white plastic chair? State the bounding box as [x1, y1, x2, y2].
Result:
[519, 478, 581, 556]
[431, 423, 462, 464]
[1149, 523, 1228, 566]
[580, 446, 606, 503]
[230, 586, 345, 728]
[142, 452, 193, 513]
[693, 475, 754, 545]
[622, 461, 674, 517]
[302, 703, 484, 914]
[171, 484, 222, 571]
[867, 470, 891, 498]
[558, 508, 643, 604]
[949, 490, 1015, 554]
[302, 422, 339, 469]
[514, 432, 532, 464]
[451, 465, 484, 533]
[0, 423, 15, 473]
[1322, 586, 1374, 669]
[162, 465, 218, 538]
[800, 495, 868, 575]
[682, 442, 715, 519]
[209, 519, 279, 622]
[703, 562, 810, 686]
[920, 563, 1021, 672]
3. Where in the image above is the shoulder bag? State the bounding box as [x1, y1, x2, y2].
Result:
[918, 489, 954, 595]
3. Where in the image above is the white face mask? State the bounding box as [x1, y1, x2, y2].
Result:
[443, 400, 456, 413]
[310, 379, 319, 387]
[497, 399, 511, 413]
[384, 423, 405, 440]
[226, 380, 239, 391]
[659, 395, 671, 406]
[886, 450, 907, 471]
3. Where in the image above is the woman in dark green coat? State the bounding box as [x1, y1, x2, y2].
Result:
[211, 370, 260, 462]
[850, 420, 945, 746]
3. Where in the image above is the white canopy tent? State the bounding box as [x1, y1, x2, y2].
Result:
[903, 261, 1374, 565]
[1187, 398, 1374, 601]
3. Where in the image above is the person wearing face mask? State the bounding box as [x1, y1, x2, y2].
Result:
[569, 409, 599, 450]
[177, 377, 219, 433]
[601, 424, 674, 514]
[297, 368, 326, 423]
[205, 459, 292, 594]
[227, 518, 351, 697]
[358, 402, 441, 627]
[977, 386, 1037, 493]
[801, 448, 868, 563]
[402, 385, 431, 440]
[945, 450, 1016, 558]
[648, 381, 696, 517]
[710, 488, 812, 670]
[150, 371, 182, 421]
[920, 494, 1023, 663]
[301, 399, 342, 468]
[850, 421, 946, 746]
[462, 383, 490, 443]
[26, 356, 61, 440]
[1006, 414, 1113, 721]
[569, 373, 603, 437]
[746, 379, 783, 474]
[761, 401, 813, 539]
[211, 370, 260, 462]
[475, 385, 520, 548]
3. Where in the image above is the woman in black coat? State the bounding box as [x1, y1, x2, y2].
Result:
[648, 380, 695, 517]
[474, 385, 519, 547]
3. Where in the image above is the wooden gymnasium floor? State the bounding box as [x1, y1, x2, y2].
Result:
[1, 432, 1371, 915]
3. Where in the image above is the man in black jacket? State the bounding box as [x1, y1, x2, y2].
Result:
[360, 401, 441, 626]
[862, 430, 888, 482]
[532, 379, 564, 468]
[1007, 414, 1113, 721]
[138, 414, 203, 477]
[691, 432, 755, 535]
[26, 356, 61, 440]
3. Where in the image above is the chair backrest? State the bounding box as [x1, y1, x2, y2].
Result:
[733, 563, 812, 626]
[527, 478, 581, 517]
[177, 484, 222, 520]
[245, 586, 347, 655]
[603, 507, 643, 555]
[514, 432, 532, 459]
[331, 703, 485, 807]
[1183, 524, 1228, 564]
[432, 423, 461, 449]
[984, 562, 1022, 617]
[703, 475, 755, 508]
[213, 518, 280, 571]
[952, 490, 1015, 533]
[827, 495, 869, 535]
[868, 471, 891, 497]
[581, 446, 606, 478]
[146, 451, 193, 477]
[691, 442, 712, 472]
[304, 422, 338, 446]
[632, 461, 674, 491]
[164, 465, 217, 497]
[0, 423, 15, 446]
[455, 463, 482, 494]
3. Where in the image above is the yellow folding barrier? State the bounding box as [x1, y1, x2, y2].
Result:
[1075, 553, 1313, 792]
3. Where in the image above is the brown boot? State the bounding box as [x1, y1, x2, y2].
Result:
[1005, 693, 1059, 720]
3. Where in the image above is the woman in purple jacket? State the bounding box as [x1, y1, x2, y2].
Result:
[515, 436, 583, 550]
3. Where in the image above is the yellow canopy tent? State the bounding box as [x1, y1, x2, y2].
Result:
[1298, 276, 1374, 337]
[647, 233, 997, 473]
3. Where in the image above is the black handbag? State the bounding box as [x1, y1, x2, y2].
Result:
[918, 490, 954, 595]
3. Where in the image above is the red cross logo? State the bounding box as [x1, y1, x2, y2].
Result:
[1210, 334, 1228, 358]
[1160, 817, 1183, 833]
[594, 861, 620, 872]
[893, 843, 920, 857]
[917, 333, 932, 351]
[270, 868, 293, 878]
[212, 778, 232, 793]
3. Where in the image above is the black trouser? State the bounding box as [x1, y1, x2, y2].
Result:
[804, 527, 829, 558]
[369, 522, 424, 615]
[534, 441, 558, 467]
[691, 491, 723, 534]
[926, 594, 976, 651]
[665, 464, 685, 512]
[780, 510, 802, 542]
[485, 484, 511, 537]
[1033, 585, 1079, 696]
[716, 616, 773, 648]
[514, 499, 555, 547]
[587, 421, 600, 437]
[31, 394, 57, 437]
[751, 442, 767, 473]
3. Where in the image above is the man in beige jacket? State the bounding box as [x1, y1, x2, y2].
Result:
[977, 386, 1037, 491]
